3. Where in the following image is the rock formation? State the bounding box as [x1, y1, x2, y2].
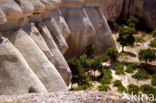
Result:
[99, 0, 156, 29]
[0, 0, 115, 95]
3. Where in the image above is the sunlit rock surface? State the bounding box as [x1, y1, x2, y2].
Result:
[0, 0, 116, 95]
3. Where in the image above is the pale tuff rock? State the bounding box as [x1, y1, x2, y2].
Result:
[29, 13, 71, 86]
[29, 23, 55, 64]
[18, 0, 34, 17]
[27, 0, 45, 13]
[45, 16, 68, 52]
[85, 7, 116, 53]
[0, 91, 134, 103]
[51, 9, 71, 40]
[0, 38, 48, 95]
[0, 0, 22, 19]
[0, 10, 7, 24]
[0, 0, 116, 95]
[38, 22, 71, 86]
[4, 29, 68, 92]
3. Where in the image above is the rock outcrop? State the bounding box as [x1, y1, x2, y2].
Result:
[99, 0, 156, 29]
[0, 91, 134, 103]
[0, 0, 115, 95]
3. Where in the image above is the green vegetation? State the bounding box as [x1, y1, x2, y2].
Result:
[125, 64, 136, 73]
[100, 69, 112, 84]
[113, 80, 122, 87]
[101, 53, 110, 62]
[74, 84, 93, 91]
[151, 28, 156, 37]
[127, 15, 139, 28]
[117, 26, 135, 52]
[149, 40, 156, 48]
[117, 85, 128, 93]
[138, 48, 156, 64]
[128, 84, 140, 95]
[85, 44, 96, 57]
[135, 36, 144, 43]
[115, 63, 125, 75]
[141, 84, 156, 96]
[98, 85, 111, 91]
[151, 74, 156, 86]
[106, 48, 119, 63]
[67, 57, 92, 89]
[132, 69, 150, 80]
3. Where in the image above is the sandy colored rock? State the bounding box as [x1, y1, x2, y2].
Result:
[85, 7, 116, 53]
[27, 0, 45, 13]
[38, 22, 71, 86]
[0, 0, 22, 19]
[0, 9, 7, 24]
[4, 28, 68, 91]
[0, 38, 48, 95]
[29, 23, 55, 65]
[45, 16, 68, 52]
[19, 0, 34, 17]
[40, 0, 55, 10]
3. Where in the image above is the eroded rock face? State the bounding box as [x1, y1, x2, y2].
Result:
[0, 0, 116, 95]
[4, 28, 68, 92]
[99, 0, 156, 29]
[0, 38, 47, 95]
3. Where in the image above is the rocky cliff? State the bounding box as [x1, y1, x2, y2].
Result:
[0, 0, 115, 95]
[99, 0, 156, 29]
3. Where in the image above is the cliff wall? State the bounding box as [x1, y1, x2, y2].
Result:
[0, 0, 115, 95]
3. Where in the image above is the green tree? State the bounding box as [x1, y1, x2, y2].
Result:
[127, 15, 139, 27]
[106, 48, 119, 63]
[85, 44, 96, 57]
[138, 48, 156, 64]
[117, 26, 135, 52]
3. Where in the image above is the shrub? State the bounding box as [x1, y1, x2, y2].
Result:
[132, 69, 150, 80]
[74, 84, 93, 91]
[98, 85, 111, 91]
[138, 48, 156, 64]
[149, 40, 156, 48]
[125, 64, 136, 73]
[80, 53, 88, 67]
[128, 84, 140, 95]
[117, 85, 128, 93]
[115, 63, 125, 75]
[151, 28, 156, 37]
[127, 15, 139, 27]
[141, 84, 156, 96]
[113, 80, 122, 87]
[135, 36, 144, 43]
[117, 26, 135, 52]
[101, 53, 110, 62]
[152, 74, 156, 86]
[67, 57, 92, 87]
[85, 44, 96, 57]
[100, 69, 112, 84]
[106, 48, 119, 63]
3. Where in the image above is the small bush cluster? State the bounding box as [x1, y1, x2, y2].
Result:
[117, 85, 128, 93]
[113, 80, 127, 93]
[100, 69, 112, 84]
[85, 44, 96, 57]
[98, 85, 111, 91]
[113, 80, 122, 87]
[127, 84, 140, 95]
[67, 57, 92, 89]
[149, 40, 156, 48]
[151, 28, 156, 37]
[141, 84, 156, 96]
[115, 63, 125, 75]
[151, 74, 156, 86]
[132, 69, 150, 80]
[135, 36, 144, 43]
[125, 64, 136, 73]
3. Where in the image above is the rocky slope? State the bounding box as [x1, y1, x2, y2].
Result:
[0, 91, 134, 103]
[0, 0, 115, 95]
[99, 0, 156, 29]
